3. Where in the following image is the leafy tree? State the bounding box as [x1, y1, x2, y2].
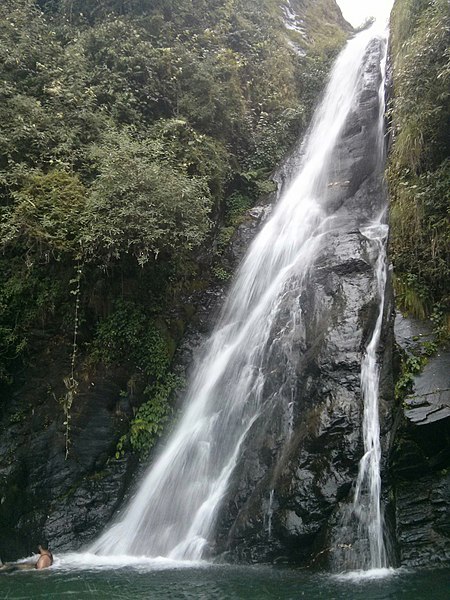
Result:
[82, 128, 212, 265]
[2, 170, 86, 255]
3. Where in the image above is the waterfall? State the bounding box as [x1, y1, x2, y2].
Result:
[353, 223, 389, 569]
[335, 28, 389, 571]
[90, 25, 389, 563]
[266, 490, 275, 540]
[348, 31, 389, 570]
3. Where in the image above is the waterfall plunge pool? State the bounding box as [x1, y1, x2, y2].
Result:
[0, 559, 448, 599]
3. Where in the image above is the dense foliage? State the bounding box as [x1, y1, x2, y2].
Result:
[388, 0, 450, 333]
[0, 0, 348, 455]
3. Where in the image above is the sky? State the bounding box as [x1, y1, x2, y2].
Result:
[335, 0, 395, 28]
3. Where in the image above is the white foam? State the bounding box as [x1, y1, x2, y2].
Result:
[53, 552, 206, 572]
[333, 567, 397, 582]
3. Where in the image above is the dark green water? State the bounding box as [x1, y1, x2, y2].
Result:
[0, 563, 449, 599]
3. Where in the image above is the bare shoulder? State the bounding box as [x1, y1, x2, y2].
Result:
[35, 555, 52, 569]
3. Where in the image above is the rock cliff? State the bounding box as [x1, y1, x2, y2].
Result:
[213, 37, 396, 566]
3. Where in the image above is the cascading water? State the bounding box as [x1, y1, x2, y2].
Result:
[265, 490, 275, 540]
[352, 222, 389, 570]
[335, 28, 390, 571]
[331, 217, 390, 573]
[90, 24, 390, 565]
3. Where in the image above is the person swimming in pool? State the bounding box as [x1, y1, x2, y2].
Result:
[35, 545, 53, 569]
[0, 544, 53, 572]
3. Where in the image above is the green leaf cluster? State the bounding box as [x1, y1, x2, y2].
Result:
[127, 374, 184, 457]
[2, 170, 87, 254]
[395, 338, 437, 401]
[90, 300, 169, 376]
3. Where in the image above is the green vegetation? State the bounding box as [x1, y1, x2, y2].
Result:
[388, 0, 450, 336]
[395, 339, 437, 401]
[90, 300, 170, 376]
[0, 0, 348, 457]
[116, 373, 184, 458]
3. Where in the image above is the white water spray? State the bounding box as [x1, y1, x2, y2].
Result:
[90, 25, 389, 563]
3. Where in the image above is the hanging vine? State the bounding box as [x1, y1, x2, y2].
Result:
[61, 261, 82, 459]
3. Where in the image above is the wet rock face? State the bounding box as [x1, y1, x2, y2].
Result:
[391, 315, 450, 567]
[213, 39, 395, 565]
[392, 417, 450, 567]
[214, 232, 394, 565]
[0, 356, 138, 560]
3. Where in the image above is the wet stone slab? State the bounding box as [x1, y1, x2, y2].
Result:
[405, 346, 450, 425]
[394, 312, 450, 425]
